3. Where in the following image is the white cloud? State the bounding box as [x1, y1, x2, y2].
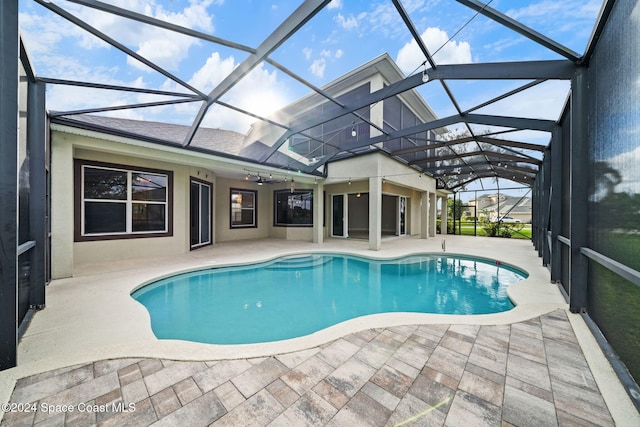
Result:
[365, 2, 403, 38]
[188, 52, 237, 92]
[321, 49, 332, 58]
[169, 52, 293, 132]
[396, 27, 472, 73]
[302, 47, 312, 60]
[328, 0, 343, 10]
[309, 58, 326, 78]
[24, 0, 217, 72]
[335, 49, 344, 59]
[334, 13, 358, 30]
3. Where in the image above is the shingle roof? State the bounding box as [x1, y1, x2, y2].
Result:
[51, 114, 246, 153]
[50, 114, 310, 171]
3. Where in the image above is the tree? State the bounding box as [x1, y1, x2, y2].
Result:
[448, 197, 464, 221]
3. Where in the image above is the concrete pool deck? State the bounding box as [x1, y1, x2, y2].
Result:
[2, 236, 639, 425]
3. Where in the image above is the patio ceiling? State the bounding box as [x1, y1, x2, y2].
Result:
[23, 0, 606, 191]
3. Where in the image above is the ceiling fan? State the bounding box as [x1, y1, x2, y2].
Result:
[253, 173, 279, 185]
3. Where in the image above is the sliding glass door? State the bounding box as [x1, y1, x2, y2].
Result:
[190, 179, 211, 249]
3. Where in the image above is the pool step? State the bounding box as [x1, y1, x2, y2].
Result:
[267, 255, 332, 269]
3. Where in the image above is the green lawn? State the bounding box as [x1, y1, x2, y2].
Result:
[443, 221, 532, 239]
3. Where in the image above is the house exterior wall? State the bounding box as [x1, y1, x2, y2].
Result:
[50, 127, 323, 278]
[51, 130, 221, 278]
[323, 153, 436, 242]
[214, 178, 315, 243]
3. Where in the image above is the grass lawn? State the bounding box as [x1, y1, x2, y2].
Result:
[447, 222, 532, 239]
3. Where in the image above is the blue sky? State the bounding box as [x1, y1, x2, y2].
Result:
[18, 0, 607, 194]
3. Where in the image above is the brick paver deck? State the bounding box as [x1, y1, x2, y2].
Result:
[1, 310, 614, 426]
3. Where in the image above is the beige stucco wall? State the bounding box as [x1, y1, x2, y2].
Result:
[50, 130, 437, 276]
[213, 178, 316, 243]
[322, 153, 437, 240]
[51, 126, 323, 278]
[51, 130, 221, 278]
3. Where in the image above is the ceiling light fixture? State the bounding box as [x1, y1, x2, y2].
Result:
[351, 126, 357, 138]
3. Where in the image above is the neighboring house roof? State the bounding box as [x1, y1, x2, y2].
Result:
[471, 195, 532, 216]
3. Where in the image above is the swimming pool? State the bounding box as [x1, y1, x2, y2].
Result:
[132, 253, 527, 344]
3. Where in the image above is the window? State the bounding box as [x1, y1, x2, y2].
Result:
[275, 190, 313, 226]
[230, 189, 257, 228]
[75, 160, 172, 240]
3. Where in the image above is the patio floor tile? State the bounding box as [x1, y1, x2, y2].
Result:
[0, 310, 623, 426]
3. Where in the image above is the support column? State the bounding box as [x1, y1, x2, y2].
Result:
[28, 79, 47, 308]
[50, 139, 75, 279]
[541, 151, 552, 266]
[420, 192, 429, 239]
[440, 196, 448, 235]
[550, 125, 563, 282]
[570, 67, 589, 312]
[1, 0, 19, 370]
[368, 176, 382, 250]
[313, 182, 324, 244]
[429, 192, 437, 237]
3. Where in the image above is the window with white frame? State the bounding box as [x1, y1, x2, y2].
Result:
[76, 161, 172, 240]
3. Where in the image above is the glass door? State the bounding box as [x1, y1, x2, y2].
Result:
[332, 194, 346, 237]
[190, 179, 211, 249]
[399, 196, 407, 235]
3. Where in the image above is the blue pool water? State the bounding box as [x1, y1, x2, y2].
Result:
[132, 253, 527, 344]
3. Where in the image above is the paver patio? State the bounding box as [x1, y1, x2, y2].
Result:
[1, 310, 615, 426]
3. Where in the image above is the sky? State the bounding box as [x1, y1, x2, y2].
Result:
[18, 0, 606, 196]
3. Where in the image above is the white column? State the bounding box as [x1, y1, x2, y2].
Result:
[369, 176, 382, 250]
[420, 192, 429, 239]
[429, 192, 437, 237]
[440, 195, 448, 235]
[51, 138, 75, 278]
[313, 182, 324, 244]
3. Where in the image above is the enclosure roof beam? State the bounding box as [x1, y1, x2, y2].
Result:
[391, 0, 437, 69]
[412, 150, 541, 166]
[392, 0, 483, 179]
[422, 161, 538, 176]
[65, 0, 257, 54]
[183, 0, 332, 147]
[34, 0, 206, 98]
[476, 136, 546, 152]
[455, 0, 581, 63]
[390, 135, 546, 157]
[425, 60, 576, 81]
[38, 77, 202, 99]
[259, 72, 426, 163]
[462, 79, 547, 115]
[49, 99, 198, 117]
[309, 113, 555, 171]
